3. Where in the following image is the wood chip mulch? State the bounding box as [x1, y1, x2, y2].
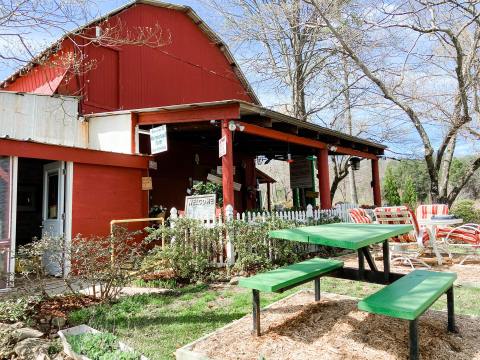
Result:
[33, 294, 102, 319]
[190, 291, 480, 360]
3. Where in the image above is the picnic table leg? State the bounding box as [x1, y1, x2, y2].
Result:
[314, 278, 321, 301]
[383, 240, 390, 284]
[409, 319, 419, 360]
[357, 249, 365, 280]
[447, 286, 457, 333]
[252, 289, 260, 336]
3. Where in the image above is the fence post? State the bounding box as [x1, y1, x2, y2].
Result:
[225, 205, 235, 265]
[170, 207, 178, 244]
[306, 204, 313, 219]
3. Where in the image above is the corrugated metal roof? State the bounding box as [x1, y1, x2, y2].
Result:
[86, 99, 386, 151]
[0, 0, 260, 106]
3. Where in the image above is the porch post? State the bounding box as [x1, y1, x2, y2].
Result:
[317, 148, 332, 209]
[371, 158, 381, 207]
[221, 119, 234, 210]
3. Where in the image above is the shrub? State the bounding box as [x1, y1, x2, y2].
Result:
[0, 295, 40, 323]
[70, 227, 145, 300]
[401, 176, 418, 209]
[451, 200, 480, 224]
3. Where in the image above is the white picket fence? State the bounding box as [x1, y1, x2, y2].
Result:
[165, 203, 368, 266]
[169, 203, 361, 226]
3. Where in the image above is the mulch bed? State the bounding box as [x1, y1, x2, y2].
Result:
[189, 291, 480, 360]
[33, 294, 102, 320]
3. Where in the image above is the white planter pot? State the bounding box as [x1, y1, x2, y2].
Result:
[58, 325, 148, 360]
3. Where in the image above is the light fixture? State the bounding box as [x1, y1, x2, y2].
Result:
[228, 120, 245, 132]
[349, 157, 361, 171]
[286, 143, 294, 164]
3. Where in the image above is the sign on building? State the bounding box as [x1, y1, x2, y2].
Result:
[218, 136, 227, 157]
[290, 156, 314, 189]
[142, 177, 153, 190]
[150, 125, 168, 154]
[185, 194, 216, 221]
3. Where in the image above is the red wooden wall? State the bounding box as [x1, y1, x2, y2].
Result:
[72, 163, 148, 237]
[4, 3, 255, 113]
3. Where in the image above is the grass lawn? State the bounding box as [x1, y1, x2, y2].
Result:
[68, 278, 480, 360]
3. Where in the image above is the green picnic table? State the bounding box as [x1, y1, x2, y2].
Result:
[269, 223, 413, 284]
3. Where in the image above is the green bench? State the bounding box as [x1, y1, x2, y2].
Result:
[358, 270, 457, 360]
[239, 257, 343, 336]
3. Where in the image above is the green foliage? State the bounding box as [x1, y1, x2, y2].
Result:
[66, 332, 140, 360]
[401, 176, 418, 209]
[388, 160, 430, 202]
[451, 200, 480, 224]
[0, 295, 40, 323]
[192, 181, 223, 206]
[383, 166, 401, 206]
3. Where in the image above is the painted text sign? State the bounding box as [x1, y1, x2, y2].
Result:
[150, 125, 168, 154]
[185, 194, 216, 220]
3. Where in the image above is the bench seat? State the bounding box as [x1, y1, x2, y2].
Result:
[239, 258, 344, 292]
[239, 257, 343, 336]
[358, 269, 457, 360]
[358, 270, 456, 320]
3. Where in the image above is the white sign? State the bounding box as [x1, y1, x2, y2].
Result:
[149, 160, 158, 170]
[150, 125, 168, 154]
[218, 136, 227, 158]
[207, 173, 242, 191]
[185, 194, 216, 221]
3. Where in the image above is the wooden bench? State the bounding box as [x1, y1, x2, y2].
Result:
[358, 270, 457, 360]
[239, 257, 344, 336]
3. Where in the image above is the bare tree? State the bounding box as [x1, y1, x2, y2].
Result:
[208, 0, 397, 202]
[0, 1, 167, 83]
[310, 0, 480, 205]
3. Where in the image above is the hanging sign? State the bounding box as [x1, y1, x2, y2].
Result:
[185, 194, 216, 221]
[148, 160, 158, 170]
[218, 136, 227, 158]
[290, 156, 314, 189]
[142, 177, 153, 191]
[150, 125, 168, 154]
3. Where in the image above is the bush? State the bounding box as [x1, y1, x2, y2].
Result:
[0, 295, 40, 323]
[66, 332, 140, 360]
[70, 227, 145, 300]
[451, 200, 480, 224]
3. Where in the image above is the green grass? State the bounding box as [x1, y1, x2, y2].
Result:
[69, 279, 480, 360]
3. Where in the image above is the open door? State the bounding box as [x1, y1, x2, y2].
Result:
[42, 161, 65, 275]
[0, 156, 15, 290]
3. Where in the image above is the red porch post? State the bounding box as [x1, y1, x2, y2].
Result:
[221, 120, 234, 210]
[317, 149, 332, 209]
[371, 158, 382, 207]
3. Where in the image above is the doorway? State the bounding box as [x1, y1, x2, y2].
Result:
[15, 158, 69, 277]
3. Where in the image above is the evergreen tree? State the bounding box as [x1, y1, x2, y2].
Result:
[402, 176, 418, 209]
[383, 167, 401, 206]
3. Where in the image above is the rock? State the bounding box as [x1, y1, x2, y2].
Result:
[14, 327, 44, 341]
[51, 317, 66, 329]
[229, 276, 240, 285]
[14, 338, 50, 358]
[35, 354, 51, 360]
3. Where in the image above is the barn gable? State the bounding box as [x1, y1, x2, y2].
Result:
[1, 1, 259, 114]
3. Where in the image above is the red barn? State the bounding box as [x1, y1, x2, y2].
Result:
[0, 1, 384, 287]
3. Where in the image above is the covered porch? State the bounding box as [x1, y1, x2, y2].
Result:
[121, 100, 385, 212]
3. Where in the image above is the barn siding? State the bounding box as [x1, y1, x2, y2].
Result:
[4, 3, 255, 113]
[72, 163, 148, 237]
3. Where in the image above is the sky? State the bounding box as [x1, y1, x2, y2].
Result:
[0, 0, 476, 158]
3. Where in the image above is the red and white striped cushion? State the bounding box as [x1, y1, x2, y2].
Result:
[437, 225, 480, 244]
[416, 204, 449, 222]
[374, 206, 430, 245]
[349, 208, 372, 224]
